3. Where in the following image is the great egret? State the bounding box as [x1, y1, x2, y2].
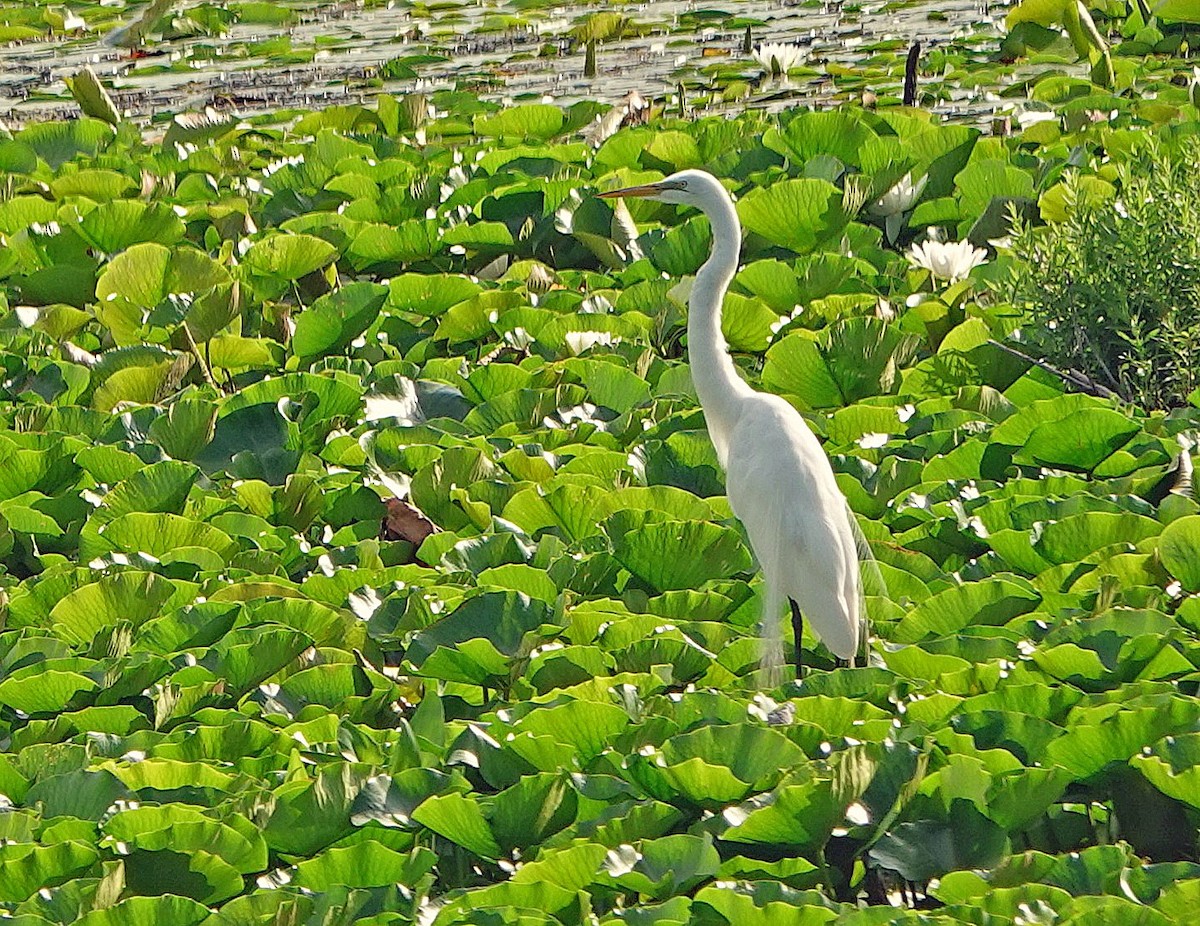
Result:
[599, 169, 864, 680]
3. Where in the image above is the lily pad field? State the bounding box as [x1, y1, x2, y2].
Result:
[5, 0, 1200, 923]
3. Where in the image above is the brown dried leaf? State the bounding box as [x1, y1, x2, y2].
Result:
[384, 498, 438, 547]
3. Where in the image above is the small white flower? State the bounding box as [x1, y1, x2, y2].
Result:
[61, 8, 87, 31]
[870, 173, 926, 242]
[753, 42, 804, 76]
[564, 330, 614, 355]
[1016, 109, 1059, 130]
[907, 238, 987, 283]
[869, 173, 926, 217]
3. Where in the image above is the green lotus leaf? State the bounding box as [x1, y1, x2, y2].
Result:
[134, 601, 242, 653]
[608, 833, 720, 900]
[77, 201, 184, 255]
[764, 318, 919, 408]
[1032, 511, 1161, 565]
[514, 699, 630, 761]
[50, 571, 176, 642]
[101, 805, 265, 873]
[292, 281, 388, 360]
[1056, 895, 1172, 926]
[0, 841, 100, 904]
[607, 519, 751, 593]
[870, 799, 1009, 882]
[766, 110, 875, 169]
[718, 778, 844, 852]
[1132, 733, 1200, 810]
[564, 358, 651, 414]
[412, 791, 501, 859]
[477, 563, 559, 601]
[276, 663, 382, 709]
[220, 370, 364, 430]
[716, 855, 822, 891]
[407, 591, 548, 683]
[243, 233, 338, 280]
[906, 124, 980, 199]
[1156, 878, 1200, 922]
[92, 459, 200, 524]
[94, 243, 231, 345]
[1046, 700, 1200, 781]
[72, 894, 211, 926]
[693, 883, 836, 926]
[147, 398, 218, 461]
[442, 220, 513, 250]
[243, 597, 352, 646]
[294, 843, 436, 891]
[91, 358, 187, 411]
[14, 117, 113, 169]
[490, 773, 578, 853]
[648, 215, 712, 275]
[737, 178, 845, 254]
[954, 159, 1034, 225]
[388, 273, 482, 316]
[985, 766, 1073, 831]
[199, 625, 312, 695]
[24, 768, 134, 821]
[347, 220, 441, 268]
[473, 104, 564, 141]
[49, 169, 133, 202]
[100, 758, 236, 794]
[633, 758, 753, 807]
[0, 670, 98, 714]
[1014, 408, 1140, 472]
[0, 140, 39, 175]
[641, 429, 725, 498]
[612, 634, 713, 682]
[122, 847, 243, 905]
[1155, 0, 1200, 21]
[205, 336, 281, 372]
[893, 577, 1041, 642]
[951, 709, 1064, 765]
[1159, 515, 1200, 592]
[263, 766, 365, 856]
[434, 880, 578, 925]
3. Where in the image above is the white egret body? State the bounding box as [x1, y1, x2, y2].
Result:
[599, 169, 863, 677]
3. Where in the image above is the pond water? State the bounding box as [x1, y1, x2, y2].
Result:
[0, 0, 1012, 127]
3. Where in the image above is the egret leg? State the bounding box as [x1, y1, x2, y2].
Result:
[789, 598, 804, 678]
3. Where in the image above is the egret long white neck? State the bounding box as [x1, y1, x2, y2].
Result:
[688, 189, 751, 468]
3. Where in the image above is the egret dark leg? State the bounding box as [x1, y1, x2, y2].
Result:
[789, 598, 804, 678]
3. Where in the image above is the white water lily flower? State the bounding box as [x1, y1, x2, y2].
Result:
[907, 238, 987, 283]
[869, 173, 926, 242]
[753, 42, 804, 76]
[869, 173, 926, 217]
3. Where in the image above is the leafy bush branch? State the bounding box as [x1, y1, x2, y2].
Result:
[1005, 140, 1200, 409]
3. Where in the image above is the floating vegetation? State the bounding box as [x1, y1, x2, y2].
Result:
[1, 1, 1200, 922]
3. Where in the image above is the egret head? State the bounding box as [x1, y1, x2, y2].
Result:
[597, 169, 728, 208]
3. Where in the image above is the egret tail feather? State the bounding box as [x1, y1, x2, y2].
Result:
[759, 582, 787, 688]
[845, 500, 884, 667]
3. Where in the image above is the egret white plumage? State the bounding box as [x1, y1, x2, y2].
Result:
[599, 169, 866, 680]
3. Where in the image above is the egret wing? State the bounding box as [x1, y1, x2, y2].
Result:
[724, 394, 860, 658]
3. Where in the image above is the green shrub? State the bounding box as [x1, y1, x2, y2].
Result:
[1007, 140, 1200, 409]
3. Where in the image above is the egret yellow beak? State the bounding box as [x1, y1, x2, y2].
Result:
[596, 182, 666, 199]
